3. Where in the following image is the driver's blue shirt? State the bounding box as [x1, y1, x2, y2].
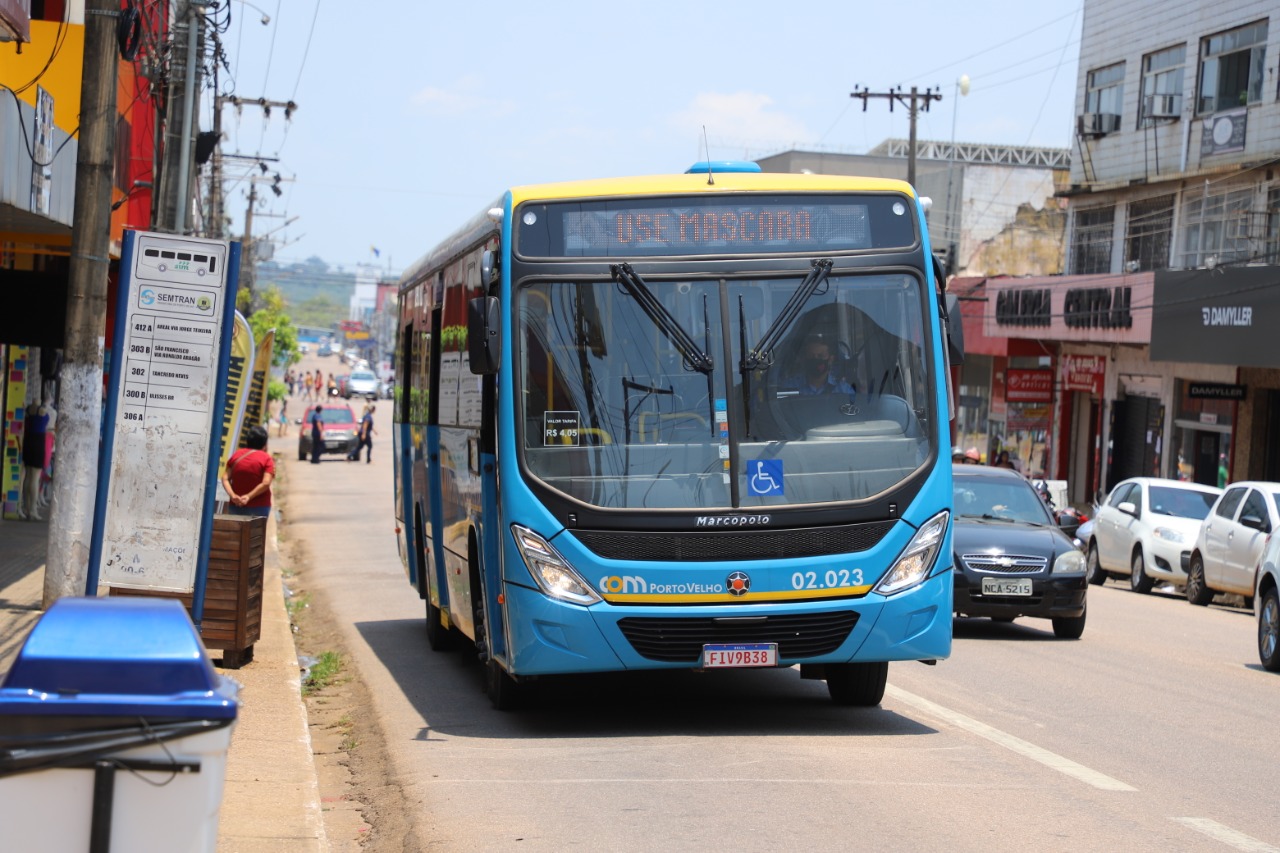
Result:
[782, 374, 856, 397]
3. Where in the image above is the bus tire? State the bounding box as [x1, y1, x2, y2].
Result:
[825, 661, 888, 706]
[486, 658, 525, 711]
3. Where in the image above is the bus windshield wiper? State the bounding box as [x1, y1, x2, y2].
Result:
[741, 259, 833, 372]
[611, 263, 713, 374]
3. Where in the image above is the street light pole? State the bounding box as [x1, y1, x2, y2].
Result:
[944, 74, 971, 271]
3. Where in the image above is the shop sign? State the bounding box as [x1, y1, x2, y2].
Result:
[1063, 286, 1132, 329]
[1007, 403, 1051, 432]
[1188, 382, 1245, 401]
[1006, 368, 1054, 403]
[1152, 269, 1280, 368]
[995, 288, 1051, 327]
[1061, 354, 1106, 396]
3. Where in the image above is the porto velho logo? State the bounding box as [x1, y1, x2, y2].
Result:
[197, 295, 213, 311]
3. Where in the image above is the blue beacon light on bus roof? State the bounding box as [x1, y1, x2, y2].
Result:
[685, 161, 762, 174]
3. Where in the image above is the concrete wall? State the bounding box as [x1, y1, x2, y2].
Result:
[1072, 0, 1280, 187]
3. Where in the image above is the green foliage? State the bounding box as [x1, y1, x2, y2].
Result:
[441, 324, 468, 352]
[302, 650, 343, 696]
[267, 379, 288, 403]
[245, 286, 302, 368]
[290, 295, 346, 329]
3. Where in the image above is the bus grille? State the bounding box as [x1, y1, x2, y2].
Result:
[616, 611, 860, 663]
[572, 521, 895, 562]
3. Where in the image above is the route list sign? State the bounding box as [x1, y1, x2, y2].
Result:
[97, 232, 232, 593]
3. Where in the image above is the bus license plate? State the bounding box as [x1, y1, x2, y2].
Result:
[982, 577, 1033, 596]
[702, 643, 778, 668]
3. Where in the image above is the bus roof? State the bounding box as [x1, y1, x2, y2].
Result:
[508, 170, 916, 206]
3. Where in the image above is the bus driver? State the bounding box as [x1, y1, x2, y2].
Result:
[782, 334, 856, 397]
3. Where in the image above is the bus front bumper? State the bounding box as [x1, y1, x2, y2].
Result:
[500, 570, 952, 676]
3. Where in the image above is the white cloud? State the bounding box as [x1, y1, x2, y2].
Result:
[410, 76, 513, 117]
[669, 92, 810, 153]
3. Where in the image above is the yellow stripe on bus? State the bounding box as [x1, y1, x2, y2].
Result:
[600, 585, 874, 604]
[509, 172, 916, 205]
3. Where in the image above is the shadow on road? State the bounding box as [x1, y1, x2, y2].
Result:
[355, 617, 941, 740]
[951, 616, 1064, 641]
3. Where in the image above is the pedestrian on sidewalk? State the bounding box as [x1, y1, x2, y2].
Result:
[221, 425, 275, 517]
[310, 405, 324, 464]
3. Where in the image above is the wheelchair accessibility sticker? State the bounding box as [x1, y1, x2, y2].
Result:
[748, 459, 784, 496]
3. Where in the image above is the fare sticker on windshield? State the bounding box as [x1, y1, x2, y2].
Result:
[544, 411, 581, 446]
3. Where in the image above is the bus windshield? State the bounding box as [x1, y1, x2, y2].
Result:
[518, 270, 933, 509]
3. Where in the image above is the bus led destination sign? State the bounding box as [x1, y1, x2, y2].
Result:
[518, 194, 918, 258]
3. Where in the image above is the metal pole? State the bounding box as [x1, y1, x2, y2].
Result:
[907, 86, 919, 188]
[45, 0, 119, 604]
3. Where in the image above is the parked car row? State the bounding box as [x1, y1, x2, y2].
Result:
[1082, 475, 1280, 672]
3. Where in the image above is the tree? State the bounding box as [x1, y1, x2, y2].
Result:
[243, 285, 301, 368]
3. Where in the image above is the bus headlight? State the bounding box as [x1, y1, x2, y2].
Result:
[511, 525, 601, 606]
[874, 511, 949, 596]
[1053, 549, 1087, 575]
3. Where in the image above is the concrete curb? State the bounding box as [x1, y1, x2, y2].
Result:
[215, 510, 328, 852]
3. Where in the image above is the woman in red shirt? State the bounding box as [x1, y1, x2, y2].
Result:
[221, 425, 275, 517]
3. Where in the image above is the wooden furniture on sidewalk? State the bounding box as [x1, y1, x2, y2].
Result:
[109, 514, 265, 668]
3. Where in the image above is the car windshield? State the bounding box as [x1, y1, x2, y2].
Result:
[954, 477, 1053, 525]
[351, 372, 376, 382]
[316, 408, 354, 424]
[1148, 485, 1218, 519]
[517, 272, 933, 509]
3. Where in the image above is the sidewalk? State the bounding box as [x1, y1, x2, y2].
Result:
[0, 515, 327, 852]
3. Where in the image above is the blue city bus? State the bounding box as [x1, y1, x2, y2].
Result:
[393, 163, 961, 708]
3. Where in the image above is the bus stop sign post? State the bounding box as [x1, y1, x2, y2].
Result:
[87, 231, 241, 629]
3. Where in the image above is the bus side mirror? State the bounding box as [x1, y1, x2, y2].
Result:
[481, 249, 500, 289]
[467, 296, 501, 375]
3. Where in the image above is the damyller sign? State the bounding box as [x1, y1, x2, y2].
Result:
[89, 231, 240, 609]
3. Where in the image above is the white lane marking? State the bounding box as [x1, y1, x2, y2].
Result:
[1174, 818, 1280, 852]
[886, 684, 1137, 792]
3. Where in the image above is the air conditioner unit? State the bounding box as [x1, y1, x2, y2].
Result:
[1145, 94, 1181, 118]
[1078, 112, 1122, 137]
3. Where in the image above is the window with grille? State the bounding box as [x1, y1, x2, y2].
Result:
[1124, 195, 1174, 271]
[1071, 206, 1115, 274]
[1197, 21, 1267, 114]
[1180, 187, 1254, 267]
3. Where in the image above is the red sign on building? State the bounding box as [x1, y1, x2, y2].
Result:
[1006, 368, 1054, 403]
[1060, 354, 1106, 396]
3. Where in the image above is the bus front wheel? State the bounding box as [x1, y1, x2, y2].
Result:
[825, 661, 888, 707]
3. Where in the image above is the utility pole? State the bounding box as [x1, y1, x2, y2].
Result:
[851, 85, 943, 187]
[155, 0, 206, 233]
[45, 0, 119, 604]
[241, 181, 257, 306]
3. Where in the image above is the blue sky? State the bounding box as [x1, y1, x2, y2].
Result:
[214, 2, 1083, 274]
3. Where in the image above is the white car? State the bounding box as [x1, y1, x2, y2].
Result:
[344, 369, 380, 399]
[1187, 481, 1280, 606]
[1254, 534, 1280, 671]
[1086, 477, 1221, 593]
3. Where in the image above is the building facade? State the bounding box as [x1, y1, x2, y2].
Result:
[997, 0, 1280, 505]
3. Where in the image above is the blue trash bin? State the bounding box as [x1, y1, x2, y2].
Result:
[0, 597, 239, 853]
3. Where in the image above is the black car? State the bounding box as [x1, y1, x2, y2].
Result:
[952, 465, 1089, 638]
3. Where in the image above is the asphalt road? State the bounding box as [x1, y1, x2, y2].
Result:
[281, 357, 1277, 852]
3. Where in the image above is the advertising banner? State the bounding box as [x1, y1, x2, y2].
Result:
[2, 346, 27, 520]
[1060, 353, 1106, 396]
[239, 327, 274, 447]
[1152, 268, 1280, 368]
[217, 312, 254, 473]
